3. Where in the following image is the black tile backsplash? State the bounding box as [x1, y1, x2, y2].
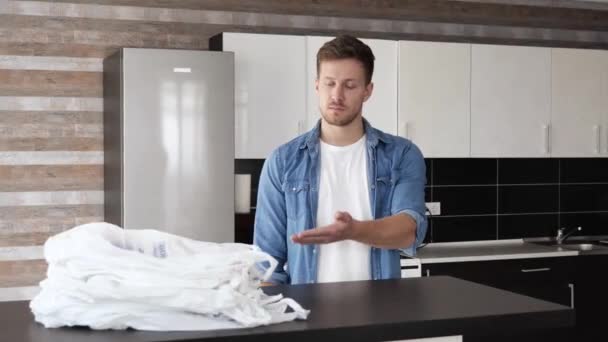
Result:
[498, 185, 559, 214]
[561, 184, 608, 212]
[425, 159, 433, 186]
[425, 187, 432, 203]
[498, 214, 559, 239]
[433, 159, 497, 185]
[498, 158, 559, 184]
[561, 212, 608, 236]
[235, 158, 608, 244]
[561, 158, 608, 183]
[433, 186, 497, 215]
[433, 216, 497, 242]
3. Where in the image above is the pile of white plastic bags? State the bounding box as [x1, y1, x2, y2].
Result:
[30, 222, 309, 331]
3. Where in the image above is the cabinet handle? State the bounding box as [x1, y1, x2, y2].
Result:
[593, 125, 600, 154]
[542, 124, 551, 155]
[568, 283, 575, 308]
[297, 120, 304, 135]
[605, 125, 608, 154]
[399, 122, 410, 139]
[521, 267, 551, 273]
[425, 269, 430, 277]
[605, 125, 608, 153]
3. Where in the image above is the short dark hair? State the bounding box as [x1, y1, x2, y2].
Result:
[316, 35, 375, 85]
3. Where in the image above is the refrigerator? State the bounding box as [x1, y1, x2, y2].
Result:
[103, 48, 235, 242]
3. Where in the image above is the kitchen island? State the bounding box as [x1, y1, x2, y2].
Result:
[2, 276, 573, 342]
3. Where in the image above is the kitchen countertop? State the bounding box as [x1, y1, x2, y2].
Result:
[2, 276, 574, 342]
[412, 239, 579, 264]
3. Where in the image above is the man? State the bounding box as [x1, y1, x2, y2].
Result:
[253, 35, 427, 285]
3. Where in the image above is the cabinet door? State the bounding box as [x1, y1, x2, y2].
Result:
[306, 36, 398, 134]
[422, 257, 575, 306]
[505, 280, 572, 307]
[551, 48, 608, 157]
[398, 41, 471, 158]
[471, 44, 552, 157]
[575, 255, 608, 340]
[223, 33, 307, 159]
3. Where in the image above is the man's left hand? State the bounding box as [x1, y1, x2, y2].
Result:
[291, 211, 357, 244]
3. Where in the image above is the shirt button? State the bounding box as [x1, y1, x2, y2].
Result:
[371, 185, 376, 189]
[292, 187, 296, 191]
[313, 249, 316, 254]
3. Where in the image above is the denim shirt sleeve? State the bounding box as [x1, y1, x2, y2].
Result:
[391, 143, 428, 257]
[253, 148, 290, 284]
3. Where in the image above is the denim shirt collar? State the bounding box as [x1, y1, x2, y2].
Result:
[298, 118, 390, 152]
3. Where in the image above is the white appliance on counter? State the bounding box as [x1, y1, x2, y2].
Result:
[103, 48, 235, 242]
[400, 257, 422, 278]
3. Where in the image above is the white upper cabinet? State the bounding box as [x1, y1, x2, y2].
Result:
[551, 48, 608, 157]
[471, 44, 552, 157]
[398, 41, 471, 158]
[306, 36, 398, 134]
[220, 32, 608, 159]
[222, 33, 307, 159]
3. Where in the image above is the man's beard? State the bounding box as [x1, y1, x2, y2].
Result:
[320, 104, 362, 127]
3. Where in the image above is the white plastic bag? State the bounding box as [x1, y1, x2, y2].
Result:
[30, 222, 309, 331]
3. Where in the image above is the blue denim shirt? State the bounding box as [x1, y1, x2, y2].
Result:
[253, 119, 427, 285]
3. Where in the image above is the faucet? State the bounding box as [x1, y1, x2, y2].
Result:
[556, 226, 582, 245]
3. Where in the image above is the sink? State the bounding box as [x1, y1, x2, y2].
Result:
[559, 243, 597, 251]
[529, 240, 608, 253]
[531, 240, 584, 246]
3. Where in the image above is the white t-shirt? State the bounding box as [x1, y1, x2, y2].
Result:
[316, 134, 372, 283]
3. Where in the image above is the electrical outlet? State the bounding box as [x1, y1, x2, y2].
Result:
[425, 202, 441, 216]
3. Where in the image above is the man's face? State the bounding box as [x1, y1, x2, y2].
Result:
[316, 58, 373, 127]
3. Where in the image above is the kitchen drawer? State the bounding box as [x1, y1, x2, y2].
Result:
[421, 257, 576, 306]
[422, 257, 575, 287]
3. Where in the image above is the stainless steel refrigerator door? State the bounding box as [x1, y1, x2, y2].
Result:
[122, 48, 234, 242]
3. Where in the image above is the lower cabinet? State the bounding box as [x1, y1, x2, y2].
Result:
[421, 257, 575, 307]
[421, 255, 608, 341]
[573, 255, 608, 341]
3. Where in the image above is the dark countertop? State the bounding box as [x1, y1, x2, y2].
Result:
[2, 276, 574, 342]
